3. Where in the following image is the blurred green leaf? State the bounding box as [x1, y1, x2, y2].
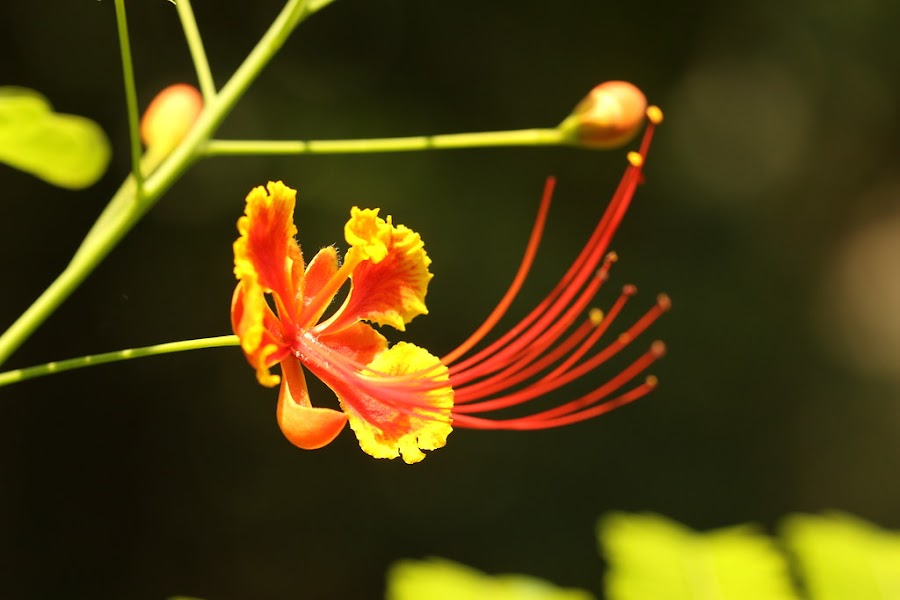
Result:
[782, 512, 900, 600]
[599, 512, 799, 600]
[386, 557, 595, 600]
[0, 86, 111, 189]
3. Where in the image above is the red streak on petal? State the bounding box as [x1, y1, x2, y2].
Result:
[296, 333, 449, 419]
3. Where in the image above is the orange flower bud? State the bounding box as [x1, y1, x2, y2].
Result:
[560, 81, 649, 149]
[140, 84, 203, 155]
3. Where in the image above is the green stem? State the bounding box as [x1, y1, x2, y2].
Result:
[175, 0, 217, 102]
[0, 0, 332, 368]
[0, 335, 239, 387]
[202, 128, 567, 156]
[114, 0, 145, 197]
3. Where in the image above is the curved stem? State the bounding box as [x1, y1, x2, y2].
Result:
[0, 0, 332, 368]
[0, 335, 239, 387]
[203, 128, 567, 156]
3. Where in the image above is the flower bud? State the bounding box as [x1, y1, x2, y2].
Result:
[559, 81, 648, 149]
[140, 84, 203, 156]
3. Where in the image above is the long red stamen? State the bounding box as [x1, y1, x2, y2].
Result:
[445, 117, 652, 380]
[449, 252, 618, 387]
[441, 177, 556, 365]
[451, 374, 659, 431]
[452, 295, 669, 414]
[452, 278, 629, 404]
[446, 107, 667, 430]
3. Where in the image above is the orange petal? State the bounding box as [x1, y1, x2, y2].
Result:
[233, 181, 305, 324]
[318, 321, 388, 366]
[302, 246, 339, 311]
[324, 208, 432, 332]
[231, 282, 289, 387]
[276, 357, 347, 450]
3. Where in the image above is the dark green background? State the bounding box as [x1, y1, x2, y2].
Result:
[3, 1, 900, 598]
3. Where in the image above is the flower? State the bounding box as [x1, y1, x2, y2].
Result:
[231, 105, 666, 464]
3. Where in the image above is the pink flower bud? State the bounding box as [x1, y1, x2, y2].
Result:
[560, 81, 650, 149]
[140, 84, 203, 155]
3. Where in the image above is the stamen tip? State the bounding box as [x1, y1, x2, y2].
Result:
[605, 251, 619, 264]
[647, 105, 664, 125]
[622, 283, 638, 296]
[589, 308, 604, 325]
[650, 340, 667, 357]
[627, 151, 643, 168]
[657, 293, 672, 311]
[645, 374, 659, 388]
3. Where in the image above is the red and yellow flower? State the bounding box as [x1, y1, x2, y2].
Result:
[231, 104, 667, 464]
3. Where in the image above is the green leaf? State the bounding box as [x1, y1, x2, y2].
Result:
[0, 86, 111, 189]
[781, 512, 900, 600]
[599, 512, 799, 600]
[386, 557, 596, 600]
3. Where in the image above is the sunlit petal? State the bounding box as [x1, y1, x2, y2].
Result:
[276, 358, 347, 449]
[325, 208, 432, 332]
[234, 181, 305, 323]
[327, 342, 453, 464]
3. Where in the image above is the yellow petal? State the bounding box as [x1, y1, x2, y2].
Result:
[344, 207, 391, 263]
[338, 342, 453, 464]
[323, 208, 432, 332]
[230, 281, 287, 387]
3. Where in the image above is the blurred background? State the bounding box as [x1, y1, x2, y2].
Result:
[2, 0, 900, 598]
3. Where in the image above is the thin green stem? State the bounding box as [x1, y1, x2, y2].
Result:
[203, 128, 567, 156]
[0, 0, 332, 368]
[175, 0, 217, 102]
[141, 0, 334, 200]
[114, 0, 145, 198]
[0, 335, 239, 388]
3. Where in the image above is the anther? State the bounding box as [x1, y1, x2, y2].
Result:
[627, 151, 644, 168]
[656, 294, 672, 311]
[589, 308, 604, 325]
[646, 105, 664, 125]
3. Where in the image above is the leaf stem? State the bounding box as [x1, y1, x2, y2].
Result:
[114, 0, 145, 197]
[0, 0, 331, 368]
[175, 0, 217, 102]
[202, 128, 567, 156]
[0, 335, 240, 387]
